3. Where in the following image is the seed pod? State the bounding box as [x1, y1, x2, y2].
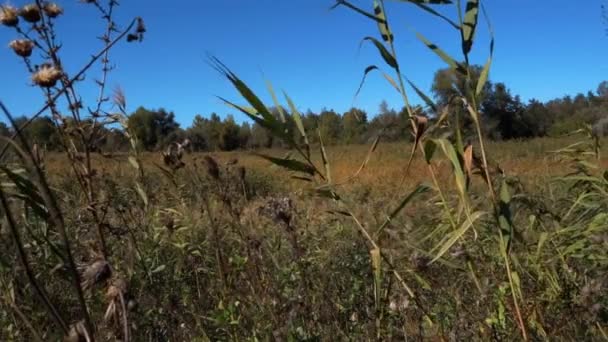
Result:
[32, 64, 62, 87]
[43, 3, 63, 18]
[9, 39, 34, 57]
[0, 5, 19, 26]
[79, 259, 112, 291]
[19, 4, 41, 23]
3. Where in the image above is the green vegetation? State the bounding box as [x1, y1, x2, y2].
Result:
[0, 1, 607, 341]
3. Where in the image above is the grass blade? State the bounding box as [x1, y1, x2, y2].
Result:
[330, 0, 385, 23]
[414, 31, 465, 74]
[406, 77, 437, 113]
[461, 0, 479, 55]
[255, 153, 316, 176]
[430, 211, 485, 263]
[374, 0, 394, 43]
[361, 36, 398, 69]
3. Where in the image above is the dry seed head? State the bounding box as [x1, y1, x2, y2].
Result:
[80, 259, 112, 291]
[203, 155, 220, 180]
[19, 4, 41, 23]
[32, 63, 62, 87]
[9, 39, 34, 57]
[43, 2, 63, 18]
[0, 4, 19, 26]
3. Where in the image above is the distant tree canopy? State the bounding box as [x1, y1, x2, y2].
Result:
[4, 73, 608, 153]
[127, 107, 181, 151]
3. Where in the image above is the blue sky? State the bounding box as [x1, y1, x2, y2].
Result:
[1, 0, 607, 126]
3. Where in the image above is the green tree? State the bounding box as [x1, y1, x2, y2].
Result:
[187, 114, 209, 151]
[239, 122, 251, 149]
[341, 108, 367, 144]
[250, 122, 273, 148]
[482, 83, 532, 139]
[127, 107, 180, 150]
[220, 115, 241, 151]
[318, 109, 342, 145]
[13, 116, 60, 150]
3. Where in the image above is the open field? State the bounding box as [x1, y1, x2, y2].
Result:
[1, 136, 604, 340]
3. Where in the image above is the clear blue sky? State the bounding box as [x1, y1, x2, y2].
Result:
[1, 0, 607, 126]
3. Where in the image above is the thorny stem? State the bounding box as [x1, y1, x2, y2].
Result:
[0, 102, 95, 340]
[0, 17, 139, 161]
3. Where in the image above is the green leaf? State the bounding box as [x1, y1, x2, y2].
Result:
[406, 77, 437, 112]
[461, 0, 479, 55]
[476, 3, 495, 97]
[414, 31, 465, 74]
[330, 0, 385, 23]
[265, 79, 287, 123]
[135, 181, 148, 207]
[536, 232, 548, 260]
[497, 179, 514, 253]
[283, 91, 309, 148]
[362, 36, 398, 69]
[218, 96, 294, 147]
[378, 183, 430, 232]
[423, 140, 437, 163]
[373, 0, 393, 43]
[255, 153, 316, 176]
[382, 72, 401, 93]
[430, 211, 485, 264]
[210, 57, 273, 121]
[0, 166, 49, 220]
[318, 130, 332, 183]
[433, 139, 466, 200]
[354, 65, 379, 101]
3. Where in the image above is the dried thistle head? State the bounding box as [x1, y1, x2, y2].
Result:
[79, 259, 112, 291]
[32, 63, 62, 87]
[203, 155, 220, 180]
[0, 4, 19, 26]
[19, 4, 41, 23]
[161, 142, 186, 170]
[258, 196, 295, 227]
[43, 2, 63, 18]
[9, 39, 34, 57]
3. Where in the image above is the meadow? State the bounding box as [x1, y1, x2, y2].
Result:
[1, 136, 604, 340]
[1, 0, 608, 341]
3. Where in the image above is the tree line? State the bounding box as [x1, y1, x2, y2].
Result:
[3, 67, 608, 152]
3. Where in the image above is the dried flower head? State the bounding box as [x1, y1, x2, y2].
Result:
[19, 4, 41, 23]
[31, 63, 62, 87]
[203, 155, 220, 180]
[9, 39, 34, 57]
[162, 141, 186, 171]
[258, 196, 295, 227]
[0, 4, 19, 26]
[43, 2, 63, 18]
[79, 259, 112, 291]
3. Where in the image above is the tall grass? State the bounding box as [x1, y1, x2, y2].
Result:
[0, 1, 606, 341]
